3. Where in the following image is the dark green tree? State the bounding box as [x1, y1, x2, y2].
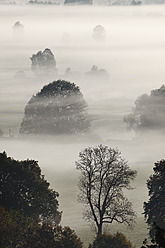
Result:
[20, 223, 83, 248]
[141, 224, 165, 248]
[76, 145, 137, 235]
[89, 232, 134, 248]
[0, 152, 61, 223]
[124, 85, 165, 133]
[52, 225, 83, 248]
[0, 207, 83, 248]
[143, 160, 165, 239]
[0, 207, 36, 248]
[20, 80, 90, 135]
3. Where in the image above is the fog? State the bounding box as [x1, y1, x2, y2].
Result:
[1, 4, 165, 247]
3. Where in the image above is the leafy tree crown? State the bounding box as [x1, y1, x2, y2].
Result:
[0, 151, 61, 223]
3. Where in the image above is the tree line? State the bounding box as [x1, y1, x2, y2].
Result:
[0, 145, 164, 247]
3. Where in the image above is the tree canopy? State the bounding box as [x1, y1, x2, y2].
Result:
[124, 85, 165, 134]
[141, 225, 165, 248]
[89, 232, 134, 248]
[20, 80, 90, 135]
[30, 48, 56, 74]
[143, 160, 165, 239]
[76, 145, 137, 235]
[0, 151, 61, 223]
[0, 207, 36, 248]
[0, 207, 83, 248]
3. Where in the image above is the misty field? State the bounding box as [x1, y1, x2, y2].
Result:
[1, 4, 165, 247]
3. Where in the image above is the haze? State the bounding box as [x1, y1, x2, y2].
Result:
[0, 4, 165, 247]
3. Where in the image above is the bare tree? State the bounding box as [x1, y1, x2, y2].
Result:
[76, 145, 137, 235]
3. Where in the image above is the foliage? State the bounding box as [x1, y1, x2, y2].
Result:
[0, 207, 83, 248]
[89, 232, 134, 248]
[20, 80, 90, 135]
[141, 224, 165, 248]
[0, 207, 36, 248]
[0, 151, 61, 223]
[76, 145, 137, 234]
[19, 223, 83, 248]
[143, 160, 165, 238]
[53, 225, 83, 248]
[124, 85, 165, 133]
[30, 48, 56, 73]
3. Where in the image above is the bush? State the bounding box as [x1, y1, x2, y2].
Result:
[89, 232, 134, 248]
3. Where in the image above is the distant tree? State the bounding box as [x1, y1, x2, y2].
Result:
[64, 0, 92, 5]
[93, 25, 106, 40]
[0, 151, 61, 223]
[124, 85, 165, 134]
[28, 0, 58, 5]
[89, 232, 134, 248]
[20, 80, 90, 135]
[86, 65, 109, 80]
[131, 0, 142, 5]
[76, 145, 137, 235]
[63, 67, 80, 81]
[30, 48, 56, 74]
[143, 160, 165, 239]
[13, 21, 24, 30]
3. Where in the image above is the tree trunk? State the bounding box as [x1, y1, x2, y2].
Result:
[97, 223, 102, 235]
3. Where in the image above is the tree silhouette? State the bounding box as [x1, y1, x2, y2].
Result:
[76, 145, 137, 235]
[0, 152, 61, 223]
[143, 160, 165, 239]
[141, 224, 165, 248]
[20, 80, 90, 135]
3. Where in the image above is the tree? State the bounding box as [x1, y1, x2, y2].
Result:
[53, 225, 83, 248]
[19, 223, 83, 248]
[76, 145, 137, 235]
[30, 48, 56, 74]
[124, 85, 165, 134]
[85, 65, 109, 81]
[141, 224, 165, 248]
[0, 207, 83, 248]
[143, 160, 165, 239]
[0, 207, 36, 248]
[93, 25, 106, 40]
[64, 0, 92, 5]
[0, 151, 61, 223]
[131, 0, 142, 5]
[20, 80, 90, 135]
[89, 232, 134, 248]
